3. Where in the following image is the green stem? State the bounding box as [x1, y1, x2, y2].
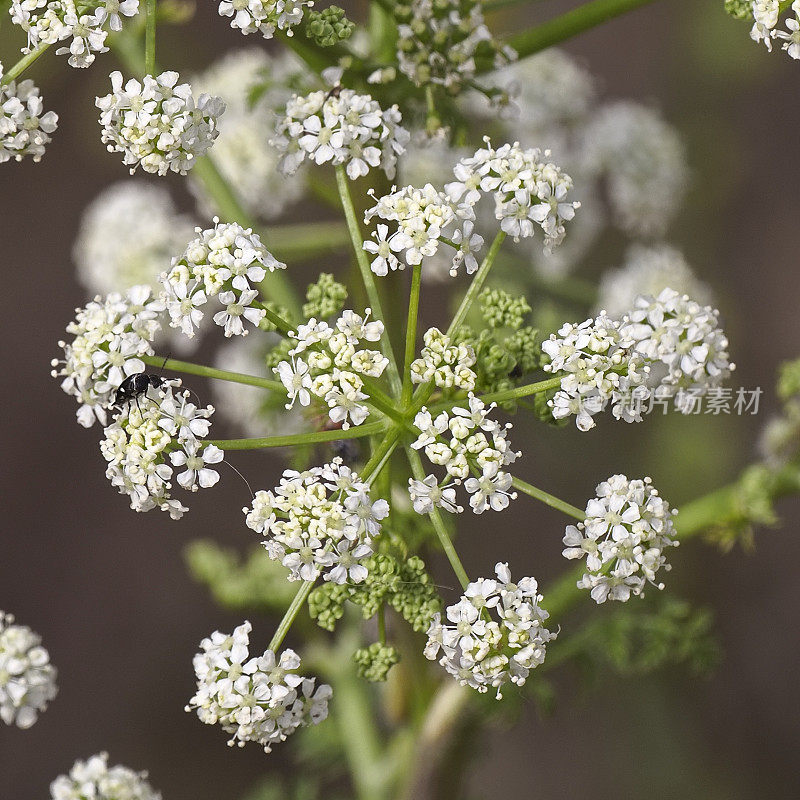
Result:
[268, 579, 316, 651]
[402, 265, 423, 408]
[427, 375, 562, 414]
[208, 422, 387, 451]
[335, 165, 403, 396]
[142, 355, 284, 393]
[362, 427, 402, 481]
[502, 0, 660, 64]
[406, 446, 470, 589]
[255, 301, 293, 334]
[446, 231, 506, 338]
[145, 0, 157, 75]
[360, 378, 408, 426]
[0, 42, 50, 85]
[511, 476, 586, 520]
[266, 221, 351, 258]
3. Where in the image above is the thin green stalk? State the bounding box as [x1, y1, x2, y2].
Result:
[446, 231, 506, 338]
[334, 165, 402, 395]
[256, 302, 293, 334]
[142, 355, 284, 392]
[427, 375, 563, 413]
[266, 220, 350, 258]
[145, 0, 157, 74]
[511, 476, 585, 520]
[406, 446, 470, 589]
[208, 422, 387, 451]
[402, 265, 423, 408]
[268, 579, 316, 651]
[501, 0, 660, 65]
[362, 426, 402, 482]
[360, 378, 408, 426]
[0, 42, 50, 85]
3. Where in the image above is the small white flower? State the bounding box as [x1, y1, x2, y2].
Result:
[408, 475, 463, 514]
[217, 0, 311, 38]
[171, 441, 224, 490]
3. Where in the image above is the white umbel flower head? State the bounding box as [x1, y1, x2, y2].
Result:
[542, 312, 650, 431]
[410, 328, 476, 391]
[0, 65, 58, 163]
[96, 71, 225, 175]
[0, 612, 58, 729]
[52, 285, 165, 427]
[190, 49, 308, 220]
[582, 101, 687, 237]
[363, 183, 479, 276]
[161, 218, 285, 339]
[750, 0, 780, 49]
[272, 88, 409, 179]
[446, 138, 580, 252]
[620, 288, 735, 410]
[187, 621, 330, 752]
[424, 563, 555, 698]
[100, 379, 222, 519]
[73, 182, 195, 295]
[774, 1, 800, 58]
[244, 458, 389, 583]
[217, 0, 312, 38]
[410, 394, 520, 515]
[9, 0, 139, 69]
[274, 309, 388, 429]
[596, 244, 712, 318]
[564, 475, 678, 603]
[396, 0, 515, 91]
[50, 753, 161, 800]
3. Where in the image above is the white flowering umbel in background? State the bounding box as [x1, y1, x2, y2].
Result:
[0, 612, 58, 729]
[564, 476, 678, 603]
[186, 620, 331, 752]
[50, 753, 161, 800]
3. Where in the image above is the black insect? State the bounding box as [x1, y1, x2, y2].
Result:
[111, 372, 166, 415]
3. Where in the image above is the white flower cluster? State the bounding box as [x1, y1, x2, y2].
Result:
[0, 612, 57, 729]
[409, 395, 519, 515]
[217, 0, 311, 39]
[96, 71, 225, 176]
[621, 288, 734, 411]
[50, 753, 161, 800]
[750, 0, 800, 58]
[274, 310, 388, 429]
[424, 563, 555, 698]
[582, 102, 687, 237]
[563, 475, 678, 603]
[161, 218, 285, 339]
[272, 88, 409, 179]
[10, 0, 139, 69]
[596, 244, 712, 318]
[100, 379, 222, 519]
[446, 139, 580, 251]
[73, 181, 195, 296]
[52, 286, 164, 428]
[0, 66, 58, 163]
[363, 184, 482, 277]
[395, 0, 515, 90]
[186, 621, 330, 753]
[543, 289, 734, 429]
[190, 49, 307, 221]
[410, 327, 476, 391]
[244, 458, 389, 583]
[542, 312, 649, 432]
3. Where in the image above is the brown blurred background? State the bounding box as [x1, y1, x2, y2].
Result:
[2, 1, 800, 798]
